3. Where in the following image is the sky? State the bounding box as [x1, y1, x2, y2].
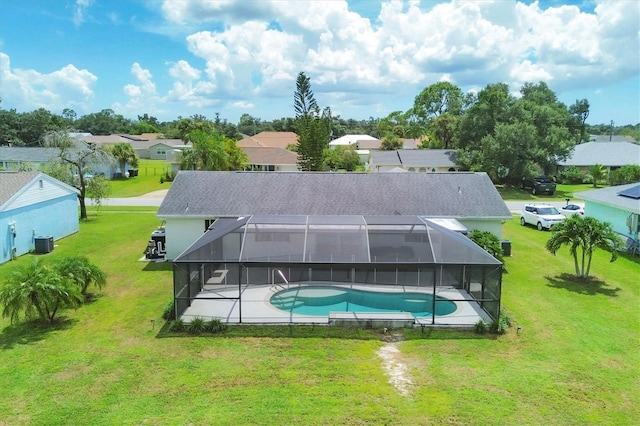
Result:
[0, 0, 638, 126]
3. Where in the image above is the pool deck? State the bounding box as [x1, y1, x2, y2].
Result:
[180, 282, 493, 327]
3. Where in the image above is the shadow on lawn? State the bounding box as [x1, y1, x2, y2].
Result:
[142, 261, 172, 272]
[546, 273, 621, 297]
[0, 318, 77, 350]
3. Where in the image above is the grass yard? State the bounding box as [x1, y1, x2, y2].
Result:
[496, 182, 597, 201]
[0, 210, 638, 425]
[108, 159, 172, 197]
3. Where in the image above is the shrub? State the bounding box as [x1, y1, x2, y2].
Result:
[168, 319, 185, 332]
[474, 319, 488, 334]
[161, 300, 175, 321]
[468, 229, 504, 263]
[491, 310, 512, 334]
[188, 317, 206, 334]
[205, 318, 227, 334]
[163, 171, 175, 182]
[610, 165, 640, 185]
[558, 166, 586, 184]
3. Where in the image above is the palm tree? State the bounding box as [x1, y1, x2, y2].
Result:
[184, 129, 229, 171]
[588, 164, 607, 187]
[53, 256, 106, 296]
[546, 215, 624, 278]
[110, 143, 139, 177]
[0, 259, 83, 324]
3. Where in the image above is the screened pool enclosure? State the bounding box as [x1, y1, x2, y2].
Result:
[172, 215, 503, 326]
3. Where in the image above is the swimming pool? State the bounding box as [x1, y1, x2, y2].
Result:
[270, 286, 457, 317]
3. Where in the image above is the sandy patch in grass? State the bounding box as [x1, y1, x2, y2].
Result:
[377, 341, 413, 397]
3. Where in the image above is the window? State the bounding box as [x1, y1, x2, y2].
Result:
[205, 219, 216, 231]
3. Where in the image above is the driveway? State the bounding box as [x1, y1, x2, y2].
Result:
[86, 189, 168, 207]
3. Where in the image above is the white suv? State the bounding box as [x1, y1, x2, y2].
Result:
[520, 204, 565, 231]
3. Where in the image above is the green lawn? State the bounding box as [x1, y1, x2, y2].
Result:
[0, 211, 638, 425]
[496, 182, 598, 201]
[108, 159, 173, 197]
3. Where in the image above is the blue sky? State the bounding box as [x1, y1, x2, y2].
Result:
[1, 0, 638, 126]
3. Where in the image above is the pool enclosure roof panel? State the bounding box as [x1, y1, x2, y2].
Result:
[174, 215, 501, 265]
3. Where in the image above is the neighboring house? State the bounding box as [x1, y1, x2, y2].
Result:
[242, 147, 299, 171]
[0, 147, 117, 178]
[157, 171, 511, 260]
[368, 149, 459, 173]
[558, 141, 640, 172]
[77, 134, 139, 147]
[237, 132, 298, 149]
[329, 135, 380, 150]
[0, 171, 79, 264]
[575, 182, 640, 244]
[0, 147, 63, 170]
[134, 139, 185, 160]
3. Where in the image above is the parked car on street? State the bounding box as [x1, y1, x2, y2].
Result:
[520, 176, 556, 195]
[520, 203, 565, 230]
[559, 203, 584, 218]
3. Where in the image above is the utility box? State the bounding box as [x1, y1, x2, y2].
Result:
[501, 240, 511, 257]
[34, 236, 54, 254]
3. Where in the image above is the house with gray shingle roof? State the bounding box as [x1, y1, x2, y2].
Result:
[243, 147, 298, 171]
[157, 171, 511, 260]
[0, 146, 118, 178]
[558, 141, 640, 173]
[0, 171, 79, 264]
[0, 147, 62, 170]
[368, 149, 459, 173]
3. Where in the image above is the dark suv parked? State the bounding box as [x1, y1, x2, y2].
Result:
[520, 176, 556, 195]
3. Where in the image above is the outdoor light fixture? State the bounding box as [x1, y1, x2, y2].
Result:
[517, 326, 522, 335]
[150, 319, 155, 331]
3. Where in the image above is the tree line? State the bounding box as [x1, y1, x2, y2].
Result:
[1, 79, 639, 179]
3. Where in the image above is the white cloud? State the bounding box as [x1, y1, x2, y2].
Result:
[169, 60, 201, 81]
[231, 101, 254, 109]
[3, 1, 638, 124]
[0, 52, 97, 113]
[117, 63, 160, 116]
[73, 0, 94, 27]
[155, 0, 639, 119]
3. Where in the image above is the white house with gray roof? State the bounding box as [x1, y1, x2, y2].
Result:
[157, 171, 511, 260]
[368, 149, 459, 173]
[558, 141, 640, 172]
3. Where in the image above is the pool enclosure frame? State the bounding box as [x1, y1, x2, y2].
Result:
[172, 215, 503, 325]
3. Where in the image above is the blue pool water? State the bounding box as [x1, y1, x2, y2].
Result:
[270, 286, 457, 317]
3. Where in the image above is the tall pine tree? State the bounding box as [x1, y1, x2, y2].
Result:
[294, 72, 330, 171]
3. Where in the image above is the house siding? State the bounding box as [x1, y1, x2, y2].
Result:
[1, 194, 78, 264]
[5, 177, 74, 210]
[457, 219, 504, 239]
[165, 217, 213, 260]
[583, 201, 636, 238]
